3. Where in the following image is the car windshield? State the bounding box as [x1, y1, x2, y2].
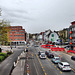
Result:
[41, 52, 44, 53]
[41, 54, 45, 57]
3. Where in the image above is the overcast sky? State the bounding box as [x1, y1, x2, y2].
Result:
[0, 0, 75, 33]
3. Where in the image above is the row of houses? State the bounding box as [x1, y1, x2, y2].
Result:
[32, 21, 75, 47]
[32, 30, 60, 44]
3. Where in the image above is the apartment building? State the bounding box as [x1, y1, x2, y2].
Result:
[9, 26, 25, 45]
[69, 21, 75, 45]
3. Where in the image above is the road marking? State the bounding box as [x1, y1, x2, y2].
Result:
[43, 69, 45, 71]
[57, 68, 59, 70]
[52, 64, 54, 65]
[37, 48, 40, 51]
[21, 60, 22, 66]
[45, 73, 47, 75]
[31, 54, 34, 56]
[40, 63, 42, 66]
[60, 71, 62, 74]
[71, 68, 75, 72]
[37, 47, 63, 74]
[36, 53, 47, 75]
[46, 56, 50, 61]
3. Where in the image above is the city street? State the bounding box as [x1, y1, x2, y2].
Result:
[26, 45, 75, 75]
[0, 45, 75, 75]
[0, 0, 75, 75]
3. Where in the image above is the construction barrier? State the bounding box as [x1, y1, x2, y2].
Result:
[51, 47, 65, 51]
[27, 64, 29, 75]
[41, 44, 54, 49]
[67, 50, 75, 54]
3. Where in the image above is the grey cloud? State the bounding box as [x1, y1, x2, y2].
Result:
[0, 0, 75, 33]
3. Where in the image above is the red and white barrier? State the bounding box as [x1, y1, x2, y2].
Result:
[27, 64, 29, 75]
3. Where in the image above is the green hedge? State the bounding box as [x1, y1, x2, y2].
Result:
[0, 53, 7, 58]
[0, 56, 5, 62]
[0, 52, 12, 62]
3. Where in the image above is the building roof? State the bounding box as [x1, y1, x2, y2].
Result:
[71, 21, 75, 25]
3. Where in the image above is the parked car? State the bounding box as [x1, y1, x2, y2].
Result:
[34, 45, 39, 47]
[39, 53, 46, 59]
[38, 51, 44, 56]
[58, 62, 71, 71]
[47, 53, 54, 58]
[51, 57, 61, 64]
[64, 45, 70, 50]
[71, 56, 75, 61]
[45, 50, 51, 55]
[45, 51, 50, 55]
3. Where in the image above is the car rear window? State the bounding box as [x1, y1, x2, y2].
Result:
[64, 65, 70, 67]
[73, 56, 75, 58]
[56, 58, 60, 60]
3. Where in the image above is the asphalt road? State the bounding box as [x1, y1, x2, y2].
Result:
[27, 45, 75, 75]
[0, 47, 25, 75]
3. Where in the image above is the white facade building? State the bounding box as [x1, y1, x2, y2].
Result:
[49, 32, 60, 43]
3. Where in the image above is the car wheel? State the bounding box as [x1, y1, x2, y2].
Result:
[57, 65, 59, 68]
[61, 68, 64, 72]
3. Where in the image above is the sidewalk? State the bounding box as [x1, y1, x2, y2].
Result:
[11, 52, 26, 75]
[1, 46, 24, 53]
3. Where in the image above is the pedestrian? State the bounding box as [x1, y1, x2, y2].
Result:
[11, 47, 12, 49]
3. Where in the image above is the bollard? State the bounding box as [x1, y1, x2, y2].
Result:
[18, 56, 20, 60]
[14, 62, 16, 67]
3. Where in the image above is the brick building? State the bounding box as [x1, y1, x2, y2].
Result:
[9, 26, 25, 45]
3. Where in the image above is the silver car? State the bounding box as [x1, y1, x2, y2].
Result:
[58, 62, 71, 71]
[51, 57, 61, 64]
[39, 53, 46, 59]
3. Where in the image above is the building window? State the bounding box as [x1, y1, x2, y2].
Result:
[10, 39, 12, 40]
[22, 35, 24, 37]
[74, 28, 75, 31]
[19, 30, 24, 31]
[72, 28, 73, 31]
[22, 33, 24, 34]
[15, 30, 17, 31]
[19, 27, 21, 29]
[10, 32, 12, 34]
[15, 27, 17, 28]
[14, 35, 16, 37]
[10, 35, 12, 37]
[12, 27, 14, 28]
[12, 30, 14, 31]
[14, 32, 18, 34]
[70, 29, 72, 31]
